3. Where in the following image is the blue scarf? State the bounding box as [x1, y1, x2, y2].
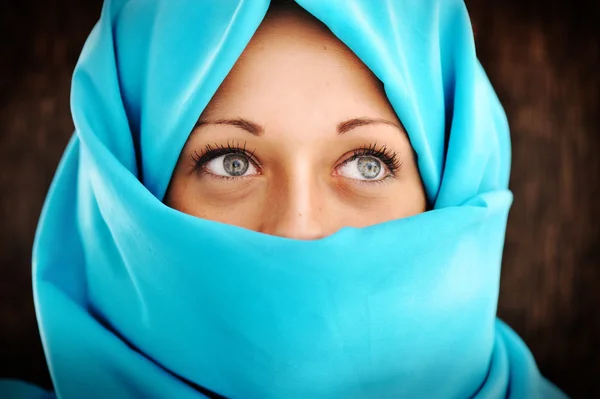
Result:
[2, 0, 567, 397]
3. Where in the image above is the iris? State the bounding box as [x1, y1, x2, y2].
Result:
[357, 156, 381, 179]
[222, 154, 249, 176]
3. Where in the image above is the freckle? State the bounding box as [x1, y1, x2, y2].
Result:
[323, 46, 327, 50]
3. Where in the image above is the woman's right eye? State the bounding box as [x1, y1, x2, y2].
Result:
[204, 153, 259, 178]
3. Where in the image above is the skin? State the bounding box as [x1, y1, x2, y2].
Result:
[165, 5, 427, 240]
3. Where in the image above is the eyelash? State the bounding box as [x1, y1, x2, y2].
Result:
[342, 143, 403, 180]
[190, 141, 260, 179]
[190, 141, 402, 181]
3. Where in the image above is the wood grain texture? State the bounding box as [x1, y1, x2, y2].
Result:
[0, 1, 598, 397]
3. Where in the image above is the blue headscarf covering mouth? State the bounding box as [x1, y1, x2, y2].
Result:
[22, 0, 567, 398]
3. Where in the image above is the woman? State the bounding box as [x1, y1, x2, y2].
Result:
[1, 0, 567, 398]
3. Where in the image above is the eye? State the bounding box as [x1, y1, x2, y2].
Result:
[204, 153, 259, 178]
[337, 156, 387, 181]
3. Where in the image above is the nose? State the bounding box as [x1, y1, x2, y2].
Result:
[261, 175, 326, 240]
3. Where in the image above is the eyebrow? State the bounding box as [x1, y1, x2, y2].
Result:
[194, 118, 264, 136]
[336, 117, 403, 135]
[193, 117, 402, 136]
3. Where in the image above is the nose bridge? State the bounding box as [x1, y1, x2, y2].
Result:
[267, 167, 325, 240]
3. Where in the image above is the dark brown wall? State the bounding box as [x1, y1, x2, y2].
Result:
[468, 1, 600, 397]
[1, 1, 598, 398]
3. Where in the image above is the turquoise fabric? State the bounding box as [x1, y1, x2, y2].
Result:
[3, 0, 567, 398]
[0, 380, 54, 399]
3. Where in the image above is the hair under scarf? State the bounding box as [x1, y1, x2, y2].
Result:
[1, 0, 567, 398]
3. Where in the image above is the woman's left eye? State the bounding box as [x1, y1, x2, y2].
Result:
[204, 153, 259, 178]
[337, 156, 387, 181]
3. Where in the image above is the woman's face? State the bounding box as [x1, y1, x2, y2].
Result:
[166, 6, 427, 239]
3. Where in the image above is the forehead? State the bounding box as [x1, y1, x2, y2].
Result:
[200, 5, 397, 124]
[239, 6, 374, 80]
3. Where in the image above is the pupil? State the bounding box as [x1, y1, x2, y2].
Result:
[223, 154, 249, 176]
[357, 156, 381, 179]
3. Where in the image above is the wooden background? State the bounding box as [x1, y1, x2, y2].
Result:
[0, 0, 598, 397]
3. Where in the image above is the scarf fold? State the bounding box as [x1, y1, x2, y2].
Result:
[5, 0, 567, 397]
